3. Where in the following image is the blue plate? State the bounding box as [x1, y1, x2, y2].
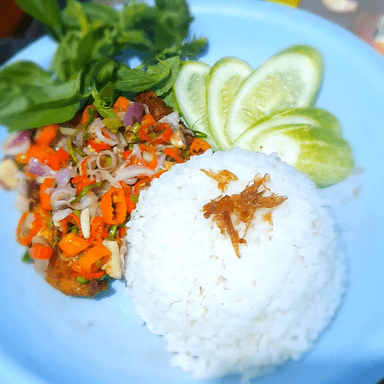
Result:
[1, 0, 384, 383]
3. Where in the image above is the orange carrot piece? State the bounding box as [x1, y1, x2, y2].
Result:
[77, 243, 111, 272]
[29, 243, 53, 260]
[34, 124, 59, 147]
[58, 233, 89, 256]
[164, 147, 184, 163]
[88, 138, 111, 152]
[189, 138, 211, 156]
[71, 262, 106, 279]
[40, 178, 55, 211]
[81, 105, 98, 125]
[113, 96, 130, 113]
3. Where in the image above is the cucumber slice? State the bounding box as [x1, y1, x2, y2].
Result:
[173, 61, 219, 151]
[234, 107, 341, 148]
[225, 45, 324, 144]
[206, 57, 252, 149]
[242, 124, 355, 188]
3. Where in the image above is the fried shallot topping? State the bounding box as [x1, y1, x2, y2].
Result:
[200, 169, 238, 192]
[202, 172, 287, 258]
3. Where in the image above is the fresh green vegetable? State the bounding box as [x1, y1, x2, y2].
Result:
[22, 251, 33, 263]
[0, 0, 207, 132]
[234, 107, 342, 146]
[206, 56, 252, 149]
[173, 60, 219, 150]
[174, 46, 354, 187]
[108, 225, 119, 241]
[225, 45, 324, 144]
[71, 181, 103, 204]
[76, 276, 88, 284]
[239, 124, 354, 188]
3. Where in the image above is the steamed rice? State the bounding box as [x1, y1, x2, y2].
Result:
[125, 148, 346, 379]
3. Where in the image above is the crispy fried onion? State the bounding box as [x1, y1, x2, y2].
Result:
[202, 172, 287, 258]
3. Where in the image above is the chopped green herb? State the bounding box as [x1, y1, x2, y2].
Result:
[70, 225, 79, 235]
[71, 181, 103, 204]
[192, 130, 208, 139]
[108, 224, 118, 240]
[130, 194, 139, 204]
[67, 137, 79, 164]
[22, 251, 33, 264]
[76, 276, 88, 284]
[103, 117, 123, 132]
[131, 123, 141, 134]
[72, 209, 81, 217]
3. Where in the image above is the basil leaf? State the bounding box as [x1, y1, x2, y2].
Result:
[14, 0, 61, 32]
[0, 61, 84, 131]
[62, 1, 120, 29]
[151, 56, 181, 96]
[92, 81, 116, 118]
[114, 60, 171, 93]
[180, 37, 208, 59]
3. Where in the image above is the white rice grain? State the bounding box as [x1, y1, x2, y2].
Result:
[125, 148, 346, 380]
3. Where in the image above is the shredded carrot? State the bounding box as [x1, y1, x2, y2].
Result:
[113, 96, 130, 113]
[29, 243, 53, 260]
[58, 233, 89, 256]
[164, 147, 184, 163]
[139, 144, 155, 153]
[17, 211, 43, 246]
[100, 187, 127, 225]
[133, 177, 151, 195]
[88, 138, 111, 152]
[190, 138, 211, 156]
[40, 178, 55, 211]
[34, 124, 59, 147]
[77, 243, 111, 272]
[132, 171, 162, 195]
[122, 150, 132, 160]
[71, 175, 95, 196]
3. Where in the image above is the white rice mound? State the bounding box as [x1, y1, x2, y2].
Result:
[125, 148, 346, 380]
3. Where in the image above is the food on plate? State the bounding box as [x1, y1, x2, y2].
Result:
[173, 61, 220, 150]
[225, 45, 323, 144]
[125, 148, 346, 379]
[0, 91, 211, 297]
[206, 56, 252, 149]
[174, 45, 355, 187]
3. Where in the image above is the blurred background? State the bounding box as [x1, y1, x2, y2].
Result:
[1, 0, 384, 66]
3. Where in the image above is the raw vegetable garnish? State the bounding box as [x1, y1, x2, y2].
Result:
[174, 46, 355, 188]
[202, 171, 287, 258]
[0, 0, 207, 132]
